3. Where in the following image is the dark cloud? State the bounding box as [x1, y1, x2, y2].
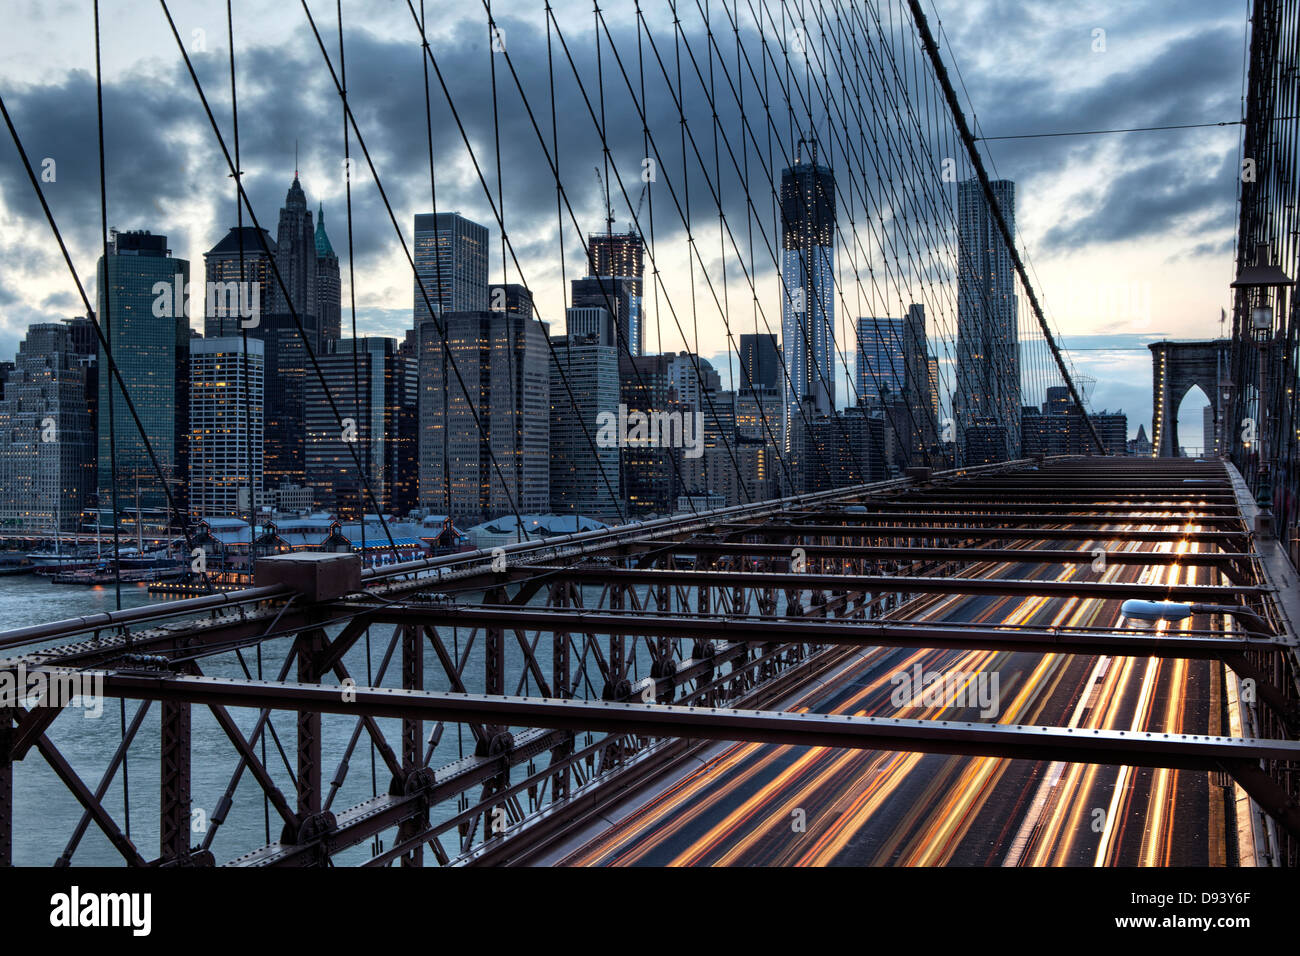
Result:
[940, 14, 1244, 254]
[0, 0, 1248, 424]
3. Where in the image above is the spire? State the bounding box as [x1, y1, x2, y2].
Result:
[285, 171, 307, 212]
[315, 204, 336, 258]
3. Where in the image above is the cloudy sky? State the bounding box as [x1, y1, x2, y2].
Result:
[0, 0, 1251, 447]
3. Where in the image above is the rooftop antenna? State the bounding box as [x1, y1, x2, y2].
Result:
[294, 138, 299, 180]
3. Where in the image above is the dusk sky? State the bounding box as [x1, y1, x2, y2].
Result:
[0, 0, 1251, 447]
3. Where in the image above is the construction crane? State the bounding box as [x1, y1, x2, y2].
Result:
[593, 165, 615, 234]
[593, 165, 650, 238]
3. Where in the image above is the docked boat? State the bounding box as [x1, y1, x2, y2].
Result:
[26, 549, 100, 570]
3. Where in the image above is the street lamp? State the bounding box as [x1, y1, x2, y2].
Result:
[1120, 599, 1274, 637]
[1230, 242, 1294, 538]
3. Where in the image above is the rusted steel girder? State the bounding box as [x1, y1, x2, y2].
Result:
[42, 669, 1300, 840]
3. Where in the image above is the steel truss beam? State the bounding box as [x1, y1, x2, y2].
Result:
[51, 669, 1300, 840]
[714, 524, 1247, 545]
[517, 566, 1261, 604]
[783, 503, 1244, 517]
[676, 542, 1250, 569]
[344, 605, 1279, 659]
[751, 511, 1246, 527]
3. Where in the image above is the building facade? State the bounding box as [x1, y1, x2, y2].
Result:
[418, 311, 549, 523]
[855, 316, 905, 404]
[739, 332, 781, 391]
[96, 229, 190, 516]
[781, 139, 836, 435]
[413, 212, 489, 324]
[570, 276, 642, 357]
[306, 337, 416, 517]
[549, 332, 621, 520]
[0, 322, 97, 531]
[955, 178, 1020, 464]
[189, 336, 264, 519]
[202, 226, 276, 339]
[586, 231, 645, 356]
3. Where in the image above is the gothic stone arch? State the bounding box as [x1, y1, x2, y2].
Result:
[1149, 339, 1230, 458]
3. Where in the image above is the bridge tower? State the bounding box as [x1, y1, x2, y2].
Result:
[1149, 340, 1230, 458]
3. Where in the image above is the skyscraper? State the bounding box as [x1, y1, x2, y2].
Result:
[955, 178, 1019, 464]
[619, 353, 684, 516]
[855, 317, 905, 404]
[549, 331, 620, 520]
[904, 304, 938, 460]
[488, 282, 534, 318]
[588, 230, 644, 280]
[413, 212, 489, 324]
[781, 137, 836, 439]
[0, 322, 97, 530]
[585, 231, 645, 355]
[96, 229, 190, 516]
[271, 174, 321, 352]
[189, 337, 264, 519]
[739, 333, 781, 391]
[570, 276, 642, 357]
[316, 205, 341, 347]
[306, 337, 416, 517]
[418, 310, 549, 523]
[203, 226, 276, 339]
[259, 175, 326, 490]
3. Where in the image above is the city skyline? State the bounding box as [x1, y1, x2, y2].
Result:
[0, 2, 1248, 450]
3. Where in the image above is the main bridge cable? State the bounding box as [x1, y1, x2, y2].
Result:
[843, 0, 1021, 454]
[876, 0, 1056, 448]
[904, 0, 1106, 454]
[914, 0, 1080, 416]
[156, 0, 507, 556]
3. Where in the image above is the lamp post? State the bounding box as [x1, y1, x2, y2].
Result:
[1230, 242, 1293, 539]
[1120, 599, 1274, 638]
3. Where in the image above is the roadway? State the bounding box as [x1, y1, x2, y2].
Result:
[554, 518, 1234, 866]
